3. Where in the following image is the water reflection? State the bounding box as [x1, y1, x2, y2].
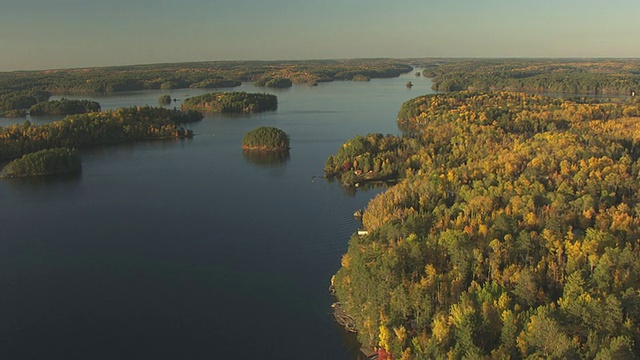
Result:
[3, 170, 82, 188]
[242, 149, 290, 167]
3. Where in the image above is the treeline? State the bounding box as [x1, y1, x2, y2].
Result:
[0, 106, 202, 160]
[1, 147, 81, 178]
[331, 91, 640, 359]
[1, 89, 51, 114]
[29, 98, 101, 116]
[181, 92, 277, 113]
[425, 59, 640, 95]
[0, 60, 413, 105]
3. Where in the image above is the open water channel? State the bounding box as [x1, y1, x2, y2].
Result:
[0, 70, 435, 359]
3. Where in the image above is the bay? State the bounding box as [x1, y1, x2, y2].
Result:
[0, 71, 435, 359]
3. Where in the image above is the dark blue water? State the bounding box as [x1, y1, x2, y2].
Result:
[0, 72, 435, 359]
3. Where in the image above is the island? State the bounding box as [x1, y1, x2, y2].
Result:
[158, 95, 172, 105]
[0, 106, 202, 160]
[253, 77, 293, 88]
[181, 92, 277, 113]
[1, 147, 81, 178]
[29, 98, 101, 116]
[0, 60, 413, 116]
[242, 126, 289, 151]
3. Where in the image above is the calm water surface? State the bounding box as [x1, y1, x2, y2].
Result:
[0, 72, 435, 359]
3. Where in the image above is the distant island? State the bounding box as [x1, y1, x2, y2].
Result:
[0, 60, 412, 115]
[0, 106, 202, 160]
[242, 127, 289, 151]
[29, 98, 101, 116]
[254, 77, 293, 88]
[158, 95, 172, 105]
[181, 92, 277, 113]
[1, 147, 81, 178]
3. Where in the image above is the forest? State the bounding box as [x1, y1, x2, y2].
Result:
[330, 91, 640, 359]
[0, 106, 202, 160]
[1, 147, 81, 178]
[423, 59, 640, 95]
[181, 92, 278, 113]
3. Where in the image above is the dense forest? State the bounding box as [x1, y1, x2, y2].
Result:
[242, 127, 290, 151]
[423, 59, 640, 95]
[1, 147, 81, 178]
[29, 98, 101, 116]
[0, 106, 202, 160]
[181, 92, 278, 113]
[330, 91, 640, 359]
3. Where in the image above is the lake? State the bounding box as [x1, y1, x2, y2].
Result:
[0, 71, 435, 359]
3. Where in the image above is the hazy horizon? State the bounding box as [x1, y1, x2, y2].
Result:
[3, 0, 640, 71]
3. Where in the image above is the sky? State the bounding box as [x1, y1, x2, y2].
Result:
[2, 0, 640, 71]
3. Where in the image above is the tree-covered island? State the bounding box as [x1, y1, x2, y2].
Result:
[330, 91, 640, 359]
[254, 77, 293, 88]
[0, 106, 202, 160]
[29, 98, 101, 116]
[158, 95, 172, 105]
[181, 92, 277, 113]
[1, 147, 81, 178]
[242, 127, 290, 151]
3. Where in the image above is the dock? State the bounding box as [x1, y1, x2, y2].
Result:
[332, 302, 357, 333]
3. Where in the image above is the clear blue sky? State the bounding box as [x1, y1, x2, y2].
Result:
[2, 0, 639, 71]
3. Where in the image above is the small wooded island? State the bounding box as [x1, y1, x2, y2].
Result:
[242, 127, 290, 151]
[1, 147, 81, 178]
[29, 98, 101, 116]
[180, 92, 277, 113]
[158, 95, 172, 105]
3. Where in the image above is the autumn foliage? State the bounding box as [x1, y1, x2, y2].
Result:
[332, 92, 640, 358]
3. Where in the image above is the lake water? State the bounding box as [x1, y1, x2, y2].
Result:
[0, 71, 435, 359]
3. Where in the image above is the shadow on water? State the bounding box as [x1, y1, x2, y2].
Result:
[242, 149, 290, 167]
[3, 170, 82, 188]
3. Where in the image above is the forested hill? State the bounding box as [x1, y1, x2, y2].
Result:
[331, 92, 640, 359]
[423, 59, 640, 95]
